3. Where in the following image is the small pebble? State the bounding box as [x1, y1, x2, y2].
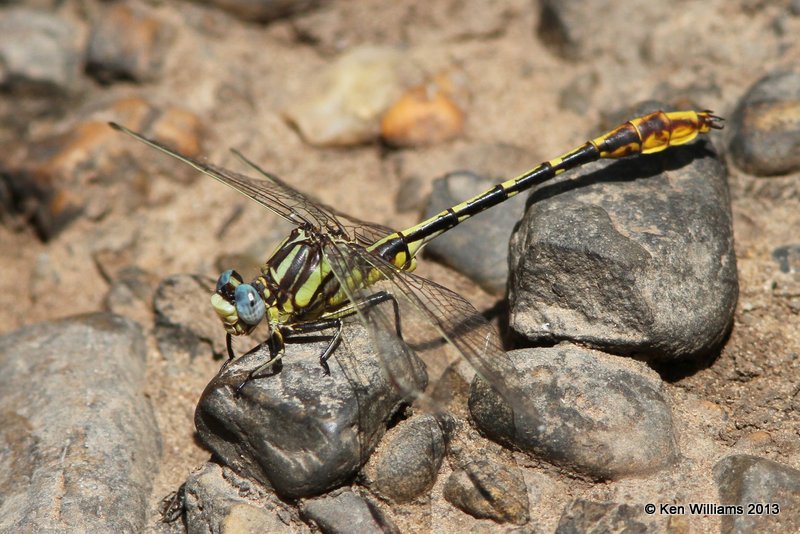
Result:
[729, 70, 800, 176]
[360, 413, 450, 503]
[381, 71, 466, 147]
[300, 490, 400, 534]
[283, 46, 420, 146]
[184, 462, 299, 533]
[0, 7, 83, 93]
[772, 244, 800, 274]
[86, 2, 176, 83]
[443, 456, 529, 525]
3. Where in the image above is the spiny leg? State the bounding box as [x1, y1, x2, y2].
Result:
[284, 290, 403, 375]
[219, 333, 236, 372]
[235, 330, 286, 396]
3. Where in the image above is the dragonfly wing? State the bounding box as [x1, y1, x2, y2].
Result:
[232, 149, 397, 247]
[111, 122, 395, 245]
[321, 237, 528, 418]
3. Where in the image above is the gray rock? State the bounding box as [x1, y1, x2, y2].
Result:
[443, 456, 529, 525]
[300, 489, 400, 534]
[713, 455, 800, 534]
[86, 2, 176, 83]
[508, 120, 736, 363]
[194, 321, 427, 498]
[360, 413, 451, 503]
[772, 244, 800, 274]
[183, 462, 304, 534]
[469, 345, 678, 479]
[422, 170, 528, 295]
[536, 0, 668, 62]
[103, 266, 160, 328]
[729, 70, 800, 176]
[0, 313, 161, 533]
[555, 499, 675, 534]
[0, 8, 83, 92]
[154, 274, 228, 367]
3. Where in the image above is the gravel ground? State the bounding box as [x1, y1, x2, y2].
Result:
[0, 1, 798, 532]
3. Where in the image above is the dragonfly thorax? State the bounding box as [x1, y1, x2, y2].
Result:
[210, 227, 341, 339]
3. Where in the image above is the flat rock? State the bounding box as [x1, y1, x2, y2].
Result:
[713, 455, 800, 534]
[508, 119, 736, 362]
[0, 313, 161, 533]
[300, 489, 400, 534]
[469, 345, 678, 479]
[729, 70, 800, 176]
[194, 321, 427, 498]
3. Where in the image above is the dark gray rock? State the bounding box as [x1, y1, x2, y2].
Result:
[422, 170, 528, 295]
[300, 489, 400, 534]
[713, 455, 800, 534]
[183, 462, 303, 534]
[0, 313, 161, 533]
[360, 413, 450, 503]
[555, 499, 675, 534]
[443, 456, 529, 525]
[469, 345, 678, 479]
[195, 321, 427, 499]
[0, 8, 83, 93]
[197, 0, 322, 23]
[86, 2, 176, 83]
[772, 244, 800, 274]
[729, 70, 800, 176]
[508, 120, 736, 363]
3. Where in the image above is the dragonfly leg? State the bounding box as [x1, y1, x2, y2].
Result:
[361, 290, 403, 339]
[235, 331, 285, 396]
[284, 317, 345, 375]
[219, 333, 236, 372]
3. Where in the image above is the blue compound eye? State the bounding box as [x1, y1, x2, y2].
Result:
[216, 269, 243, 293]
[234, 283, 265, 326]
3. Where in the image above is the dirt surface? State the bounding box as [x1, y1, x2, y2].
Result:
[1, 0, 799, 531]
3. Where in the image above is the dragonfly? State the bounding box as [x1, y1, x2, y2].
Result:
[110, 110, 722, 405]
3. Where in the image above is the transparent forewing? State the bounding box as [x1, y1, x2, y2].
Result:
[322, 236, 527, 417]
[230, 149, 397, 247]
[110, 123, 394, 246]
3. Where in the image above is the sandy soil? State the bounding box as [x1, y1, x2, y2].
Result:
[1, 0, 798, 531]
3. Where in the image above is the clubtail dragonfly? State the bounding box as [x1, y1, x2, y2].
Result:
[111, 110, 722, 404]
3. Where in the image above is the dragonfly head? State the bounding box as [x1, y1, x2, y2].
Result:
[210, 269, 266, 336]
